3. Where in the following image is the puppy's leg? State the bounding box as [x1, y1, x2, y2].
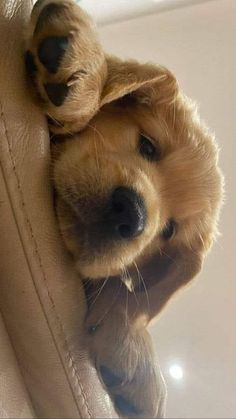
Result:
[85, 280, 167, 418]
[25, 0, 107, 134]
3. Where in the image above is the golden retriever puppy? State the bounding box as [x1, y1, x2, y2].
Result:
[26, 0, 223, 417]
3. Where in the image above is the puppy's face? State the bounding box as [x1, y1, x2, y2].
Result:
[53, 58, 223, 285]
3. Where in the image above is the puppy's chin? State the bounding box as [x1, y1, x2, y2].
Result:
[75, 257, 123, 280]
[60, 221, 158, 280]
[61, 228, 142, 280]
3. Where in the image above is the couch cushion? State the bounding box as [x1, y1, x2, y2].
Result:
[0, 312, 35, 418]
[0, 0, 116, 417]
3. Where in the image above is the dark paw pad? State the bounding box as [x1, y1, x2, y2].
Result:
[100, 366, 123, 388]
[25, 50, 37, 78]
[38, 36, 69, 74]
[44, 82, 69, 106]
[114, 395, 141, 417]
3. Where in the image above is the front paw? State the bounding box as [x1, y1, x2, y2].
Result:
[25, 0, 107, 134]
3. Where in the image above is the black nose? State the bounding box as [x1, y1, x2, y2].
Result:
[106, 187, 146, 240]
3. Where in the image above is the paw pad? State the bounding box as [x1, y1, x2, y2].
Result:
[114, 394, 141, 416]
[25, 51, 37, 78]
[100, 365, 123, 388]
[38, 36, 69, 74]
[44, 82, 69, 106]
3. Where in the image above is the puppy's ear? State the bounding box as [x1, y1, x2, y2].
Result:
[133, 243, 204, 322]
[100, 55, 178, 107]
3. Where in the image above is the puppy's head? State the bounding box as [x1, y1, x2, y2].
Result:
[53, 55, 223, 288]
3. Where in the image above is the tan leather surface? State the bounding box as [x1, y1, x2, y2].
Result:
[0, 0, 117, 417]
[0, 313, 35, 418]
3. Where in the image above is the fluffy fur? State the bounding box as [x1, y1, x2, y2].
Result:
[26, 1, 223, 417]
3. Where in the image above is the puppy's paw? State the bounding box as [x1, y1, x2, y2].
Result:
[85, 280, 167, 418]
[25, 0, 107, 134]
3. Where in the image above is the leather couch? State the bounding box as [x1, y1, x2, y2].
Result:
[0, 0, 117, 417]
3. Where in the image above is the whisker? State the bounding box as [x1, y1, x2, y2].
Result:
[47, 112, 75, 136]
[93, 132, 101, 175]
[95, 279, 123, 326]
[121, 264, 136, 327]
[125, 283, 129, 328]
[88, 277, 109, 307]
[86, 122, 107, 147]
[133, 261, 150, 314]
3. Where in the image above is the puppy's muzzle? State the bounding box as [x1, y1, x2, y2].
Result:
[105, 187, 146, 240]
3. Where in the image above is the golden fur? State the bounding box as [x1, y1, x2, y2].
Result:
[26, 1, 223, 417]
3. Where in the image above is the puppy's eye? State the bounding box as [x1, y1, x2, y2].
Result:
[162, 219, 176, 240]
[88, 324, 99, 334]
[139, 134, 161, 161]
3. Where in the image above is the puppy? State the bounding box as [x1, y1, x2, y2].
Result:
[26, 1, 223, 417]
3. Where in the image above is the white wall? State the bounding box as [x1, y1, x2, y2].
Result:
[79, 0, 215, 26]
[99, 1, 236, 418]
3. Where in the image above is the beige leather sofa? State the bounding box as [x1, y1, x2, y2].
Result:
[0, 0, 117, 417]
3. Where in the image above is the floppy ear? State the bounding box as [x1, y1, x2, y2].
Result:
[132, 243, 204, 322]
[100, 55, 178, 107]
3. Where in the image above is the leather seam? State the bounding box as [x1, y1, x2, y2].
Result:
[0, 101, 92, 418]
